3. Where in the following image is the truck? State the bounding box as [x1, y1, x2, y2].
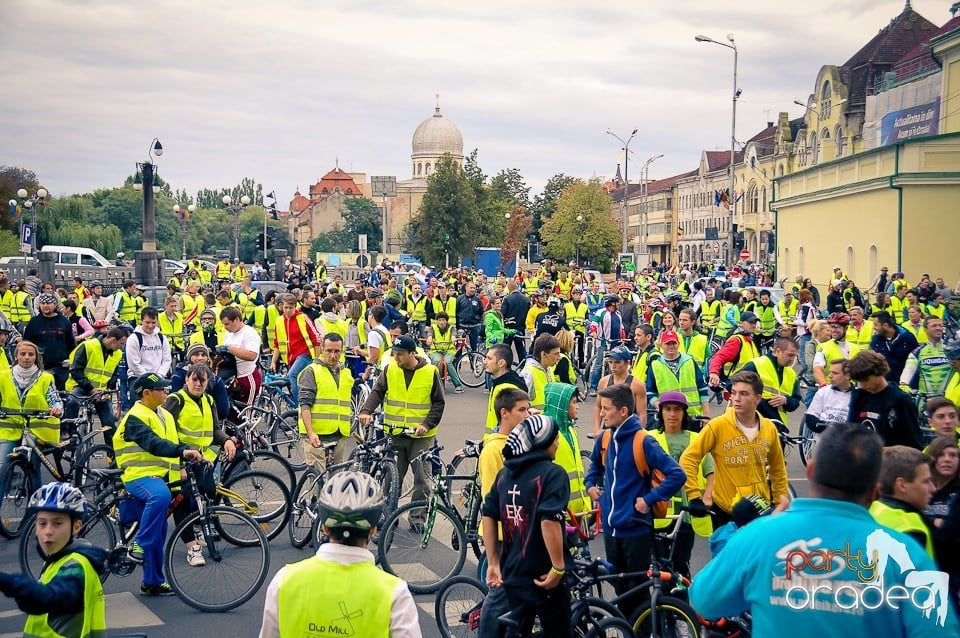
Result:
[460, 247, 518, 277]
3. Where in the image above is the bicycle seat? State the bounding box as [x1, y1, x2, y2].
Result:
[90, 468, 123, 479]
[264, 379, 290, 389]
[322, 440, 338, 451]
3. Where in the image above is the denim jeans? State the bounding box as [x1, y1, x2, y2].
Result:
[430, 352, 462, 388]
[588, 343, 609, 391]
[64, 389, 116, 452]
[477, 583, 509, 638]
[125, 476, 172, 586]
[287, 354, 313, 403]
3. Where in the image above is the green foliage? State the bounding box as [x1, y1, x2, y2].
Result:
[0, 230, 20, 255]
[195, 178, 262, 209]
[489, 168, 531, 209]
[530, 173, 577, 235]
[540, 180, 618, 263]
[0, 166, 41, 234]
[342, 198, 382, 252]
[409, 155, 481, 266]
[39, 196, 123, 256]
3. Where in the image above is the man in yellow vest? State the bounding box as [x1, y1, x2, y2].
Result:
[7, 280, 33, 331]
[426, 312, 464, 393]
[113, 373, 202, 596]
[775, 290, 798, 334]
[677, 309, 709, 374]
[564, 287, 589, 367]
[215, 254, 233, 282]
[845, 306, 873, 350]
[357, 335, 444, 527]
[237, 278, 263, 320]
[813, 312, 860, 386]
[708, 312, 760, 388]
[231, 259, 248, 282]
[646, 331, 709, 418]
[520, 333, 561, 411]
[740, 338, 802, 424]
[65, 326, 130, 448]
[483, 343, 527, 439]
[296, 334, 354, 473]
[869, 446, 935, 557]
[429, 281, 457, 330]
[112, 279, 140, 326]
[258, 471, 418, 637]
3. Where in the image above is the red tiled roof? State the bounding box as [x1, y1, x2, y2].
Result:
[289, 192, 310, 213]
[646, 169, 699, 195]
[308, 167, 362, 201]
[892, 15, 960, 80]
[704, 150, 744, 172]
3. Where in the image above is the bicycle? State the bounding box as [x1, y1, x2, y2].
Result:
[234, 401, 305, 472]
[451, 330, 486, 389]
[18, 462, 270, 613]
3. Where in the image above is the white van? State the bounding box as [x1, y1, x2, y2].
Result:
[39, 245, 114, 268]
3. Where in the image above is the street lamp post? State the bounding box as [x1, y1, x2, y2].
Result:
[575, 214, 584, 266]
[696, 33, 738, 267]
[639, 154, 664, 262]
[222, 194, 251, 259]
[132, 138, 165, 285]
[172, 204, 196, 260]
[606, 128, 638, 256]
[10, 187, 47, 255]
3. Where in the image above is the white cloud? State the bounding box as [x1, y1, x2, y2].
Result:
[0, 0, 951, 206]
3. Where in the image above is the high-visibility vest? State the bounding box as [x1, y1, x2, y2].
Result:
[318, 315, 348, 340]
[215, 261, 232, 279]
[889, 295, 908, 323]
[900, 321, 928, 344]
[777, 299, 798, 319]
[527, 363, 550, 411]
[924, 304, 946, 320]
[485, 381, 522, 439]
[523, 277, 540, 295]
[755, 304, 777, 336]
[846, 323, 874, 350]
[722, 335, 759, 376]
[751, 355, 797, 423]
[554, 424, 591, 514]
[406, 295, 428, 322]
[275, 313, 318, 364]
[429, 325, 456, 355]
[553, 353, 578, 385]
[199, 268, 213, 284]
[238, 289, 262, 318]
[650, 356, 703, 416]
[265, 304, 280, 349]
[946, 372, 960, 407]
[678, 332, 708, 370]
[699, 300, 721, 327]
[66, 339, 122, 392]
[23, 551, 106, 638]
[248, 305, 267, 348]
[115, 291, 138, 323]
[231, 266, 248, 282]
[158, 311, 185, 350]
[299, 364, 352, 437]
[556, 278, 573, 298]
[181, 294, 205, 326]
[632, 348, 658, 383]
[171, 389, 218, 462]
[431, 297, 457, 326]
[167, 276, 183, 291]
[818, 340, 860, 381]
[717, 304, 740, 338]
[277, 557, 397, 638]
[869, 500, 934, 558]
[0, 289, 13, 317]
[649, 429, 712, 537]
[564, 301, 589, 333]
[9, 291, 32, 323]
[383, 362, 437, 438]
[0, 371, 59, 444]
[113, 402, 180, 484]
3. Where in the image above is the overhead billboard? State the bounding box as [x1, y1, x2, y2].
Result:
[880, 101, 940, 146]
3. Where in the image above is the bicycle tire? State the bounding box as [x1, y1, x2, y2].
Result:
[289, 469, 323, 548]
[435, 575, 487, 638]
[378, 500, 467, 594]
[629, 595, 703, 637]
[456, 351, 486, 388]
[72, 443, 116, 496]
[570, 596, 624, 637]
[268, 411, 307, 472]
[798, 423, 817, 468]
[224, 449, 296, 493]
[19, 510, 117, 581]
[0, 460, 34, 538]
[220, 469, 291, 541]
[584, 616, 639, 638]
[376, 457, 400, 517]
[444, 453, 479, 521]
[164, 506, 270, 613]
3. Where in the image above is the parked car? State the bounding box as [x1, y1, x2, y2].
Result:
[231, 280, 288, 299]
[39, 245, 115, 268]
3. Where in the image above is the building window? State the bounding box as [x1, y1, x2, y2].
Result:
[809, 132, 818, 164]
[799, 246, 805, 275]
[821, 81, 832, 118]
[835, 126, 845, 157]
[425, 163, 431, 174]
[869, 244, 878, 276]
[417, 163, 422, 175]
[761, 187, 767, 212]
[846, 246, 855, 281]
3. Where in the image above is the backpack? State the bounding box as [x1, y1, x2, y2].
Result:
[600, 428, 669, 518]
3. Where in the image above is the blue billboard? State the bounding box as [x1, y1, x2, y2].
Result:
[881, 101, 940, 146]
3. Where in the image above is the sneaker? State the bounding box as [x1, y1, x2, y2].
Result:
[193, 525, 207, 547]
[589, 390, 597, 397]
[127, 540, 144, 563]
[140, 582, 176, 597]
[454, 386, 464, 394]
[186, 545, 206, 567]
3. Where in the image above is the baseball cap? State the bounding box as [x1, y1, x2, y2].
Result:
[606, 346, 633, 361]
[133, 373, 171, 395]
[658, 391, 688, 407]
[392, 335, 418, 352]
[740, 311, 759, 323]
[732, 494, 774, 527]
[660, 330, 680, 344]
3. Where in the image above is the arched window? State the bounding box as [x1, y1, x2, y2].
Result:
[809, 132, 818, 164]
[778, 165, 785, 177]
[869, 244, 878, 277]
[747, 182, 758, 213]
[821, 81, 833, 118]
[821, 81, 832, 101]
[425, 163, 431, 174]
[799, 246, 805, 276]
[761, 187, 767, 212]
[835, 126, 845, 158]
[783, 247, 791, 281]
[820, 128, 831, 142]
[796, 137, 807, 167]
[846, 246, 855, 281]
[417, 163, 422, 175]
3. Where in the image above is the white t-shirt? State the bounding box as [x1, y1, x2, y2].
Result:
[807, 385, 853, 425]
[223, 325, 262, 378]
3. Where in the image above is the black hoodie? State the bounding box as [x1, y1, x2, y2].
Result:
[490, 370, 526, 395]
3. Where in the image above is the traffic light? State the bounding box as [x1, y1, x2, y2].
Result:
[266, 236, 274, 249]
[256, 232, 265, 250]
[265, 226, 275, 249]
[443, 233, 451, 252]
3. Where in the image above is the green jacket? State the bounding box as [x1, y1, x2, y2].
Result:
[484, 310, 514, 348]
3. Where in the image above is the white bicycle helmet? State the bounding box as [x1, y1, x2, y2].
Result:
[547, 296, 561, 308]
[317, 471, 384, 532]
[28, 482, 87, 517]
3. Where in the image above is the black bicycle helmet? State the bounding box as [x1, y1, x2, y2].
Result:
[665, 292, 683, 304]
[603, 294, 620, 306]
[316, 471, 384, 532]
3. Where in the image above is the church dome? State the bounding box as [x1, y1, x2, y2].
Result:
[411, 106, 463, 159]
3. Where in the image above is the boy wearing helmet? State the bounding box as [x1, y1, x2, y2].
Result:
[0, 483, 108, 637]
[532, 296, 568, 339]
[258, 471, 419, 637]
[812, 312, 860, 387]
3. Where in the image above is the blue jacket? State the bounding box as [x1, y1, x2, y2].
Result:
[690, 498, 958, 637]
[584, 414, 686, 537]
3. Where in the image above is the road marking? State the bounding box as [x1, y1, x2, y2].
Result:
[0, 592, 163, 629]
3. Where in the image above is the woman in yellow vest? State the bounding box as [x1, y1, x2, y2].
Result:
[650, 391, 714, 578]
[0, 483, 107, 637]
[0, 340, 62, 489]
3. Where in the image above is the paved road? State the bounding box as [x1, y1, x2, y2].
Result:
[0, 386, 810, 637]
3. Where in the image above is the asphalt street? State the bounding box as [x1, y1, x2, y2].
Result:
[0, 384, 811, 637]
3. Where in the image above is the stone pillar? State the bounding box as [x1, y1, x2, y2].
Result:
[37, 251, 55, 284]
[273, 249, 287, 281]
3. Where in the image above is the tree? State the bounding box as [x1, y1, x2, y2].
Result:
[341, 197, 382, 252]
[489, 168, 531, 209]
[530, 173, 577, 236]
[0, 166, 41, 233]
[540, 180, 618, 263]
[409, 155, 481, 266]
[194, 178, 263, 209]
[499, 205, 532, 272]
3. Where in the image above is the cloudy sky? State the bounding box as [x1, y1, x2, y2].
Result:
[1, 0, 953, 207]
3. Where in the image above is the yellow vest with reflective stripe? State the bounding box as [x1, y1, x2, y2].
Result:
[723, 335, 759, 376]
[777, 299, 798, 319]
[9, 291, 32, 323]
[406, 295, 428, 322]
[0, 371, 59, 444]
[554, 425, 591, 514]
[431, 296, 457, 326]
[650, 429, 713, 537]
[23, 551, 106, 638]
[265, 304, 280, 349]
[678, 332, 708, 370]
[528, 363, 549, 411]
[116, 291, 138, 323]
[846, 323, 873, 350]
[755, 304, 777, 336]
[238, 289, 262, 318]
[817, 340, 860, 382]
[429, 325, 456, 355]
[215, 261, 232, 279]
[564, 301, 589, 333]
[171, 389, 218, 462]
[924, 304, 946, 320]
[946, 372, 960, 407]
[485, 381, 522, 439]
[869, 500, 934, 558]
[651, 356, 703, 416]
[278, 556, 396, 638]
[299, 364, 352, 437]
[553, 353, 578, 385]
[66, 339, 122, 392]
[113, 402, 180, 483]
[901, 321, 928, 344]
[523, 277, 540, 295]
[699, 300, 721, 327]
[556, 278, 572, 298]
[275, 313, 318, 363]
[717, 304, 740, 338]
[383, 362, 436, 437]
[158, 311, 185, 350]
[0, 289, 12, 317]
[181, 293, 205, 326]
[232, 266, 248, 282]
[751, 355, 797, 423]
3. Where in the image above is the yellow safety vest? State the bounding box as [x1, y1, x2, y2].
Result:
[430, 325, 456, 355]
[383, 362, 436, 438]
[167, 276, 183, 291]
[554, 425, 591, 514]
[523, 277, 540, 295]
[699, 300, 721, 328]
[23, 551, 106, 638]
[277, 557, 396, 638]
[846, 323, 873, 350]
[171, 389, 218, 462]
[0, 289, 13, 317]
[275, 313, 318, 364]
[369, 325, 392, 364]
[431, 297, 457, 326]
[869, 500, 934, 558]
[0, 371, 60, 444]
[265, 304, 280, 350]
[717, 304, 740, 338]
[180, 294, 205, 326]
[649, 429, 713, 537]
[556, 278, 572, 298]
[248, 305, 267, 348]
[817, 340, 860, 382]
[777, 299, 798, 319]
[924, 304, 946, 320]
[678, 332, 708, 370]
[9, 291, 32, 323]
[116, 291, 138, 323]
[158, 311, 185, 351]
[901, 321, 928, 344]
[232, 266, 248, 282]
[651, 356, 703, 417]
[889, 295, 908, 323]
[632, 348, 657, 383]
[946, 372, 960, 407]
[485, 381, 522, 439]
[553, 353, 578, 385]
[755, 304, 777, 336]
[113, 402, 180, 484]
[723, 335, 759, 376]
[238, 289, 262, 318]
[215, 262, 232, 279]
[199, 268, 213, 284]
[299, 364, 352, 437]
[527, 363, 550, 411]
[66, 339, 122, 392]
[751, 355, 797, 423]
[406, 295, 428, 323]
[564, 301, 589, 334]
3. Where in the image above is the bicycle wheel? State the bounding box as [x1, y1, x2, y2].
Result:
[456, 352, 486, 388]
[289, 469, 323, 548]
[630, 595, 702, 637]
[224, 449, 296, 493]
[0, 461, 34, 538]
[268, 411, 307, 472]
[444, 453, 479, 520]
[798, 424, 817, 468]
[378, 500, 467, 594]
[435, 575, 487, 638]
[19, 510, 117, 581]
[72, 443, 115, 495]
[584, 616, 640, 638]
[164, 506, 270, 613]
[375, 457, 400, 517]
[571, 597, 623, 637]
[220, 470, 291, 541]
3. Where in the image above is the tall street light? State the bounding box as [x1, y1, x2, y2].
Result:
[172, 203, 196, 260]
[10, 187, 47, 255]
[639, 154, 663, 260]
[696, 33, 738, 266]
[575, 214, 584, 266]
[606, 128, 638, 256]
[223, 194, 251, 259]
[132, 138, 165, 285]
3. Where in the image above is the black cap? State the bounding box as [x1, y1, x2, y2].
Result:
[392, 335, 418, 352]
[133, 373, 171, 394]
[740, 311, 759, 323]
